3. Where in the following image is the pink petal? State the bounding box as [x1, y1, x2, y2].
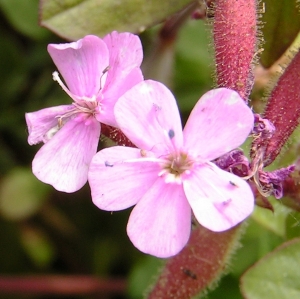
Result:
[32, 116, 100, 193]
[48, 35, 109, 98]
[26, 105, 73, 145]
[115, 80, 183, 154]
[183, 163, 254, 232]
[102, 31, 143, 98]
[183, 88, 254, 161]
[88, 146, 160, 211]
[97, 67, 143, 127]
[127, 179, 191, 258]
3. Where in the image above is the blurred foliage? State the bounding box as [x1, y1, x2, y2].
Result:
[0, 0, 300, 299]
[174, 19, 213, 120]
[39, 0, 194, 40]
[241, 238, 300, 299]
[0, 168, 50, 221]
[0, 0, 50, 40]
[260, 0, 300, 68]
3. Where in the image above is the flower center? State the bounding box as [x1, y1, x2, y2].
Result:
[54, 70, 106, 125]
[159, 152, 195, 184]
[56, 100, 98, 128]
[43, 71, 101, 142]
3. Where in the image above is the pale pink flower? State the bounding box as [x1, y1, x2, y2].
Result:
[88, 81, 255, 258]
[26, 32, 143, 192]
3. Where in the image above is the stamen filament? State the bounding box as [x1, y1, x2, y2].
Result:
[52, 71, 77, 101]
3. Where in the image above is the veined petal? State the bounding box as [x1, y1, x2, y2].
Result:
[183, 163, 254, 232]
[115, 80, 183, 154]
[48, 35, 109, 98]
[103, 31, 143, 97]
[26, 105, 73, 145]
[97, 32, 144, 127]
[127, 179, 191, 258]
[32, 116, 100, 193]
[98, 68, 143, 127]
[183, 88, 254, 161]
[89, 146, 160, 211]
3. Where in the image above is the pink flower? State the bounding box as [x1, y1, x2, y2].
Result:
[26, 32, 143, 193]
[88, 81, 255, 258]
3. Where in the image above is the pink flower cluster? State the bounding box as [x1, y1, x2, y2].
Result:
[26, 32, 255, 258]
[26, 32, 143, 192]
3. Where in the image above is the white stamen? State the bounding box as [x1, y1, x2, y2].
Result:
[52, 71, 76, 100]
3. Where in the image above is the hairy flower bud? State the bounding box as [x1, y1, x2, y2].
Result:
[262, 49, 300, 166]
[213, 0, 258, 101]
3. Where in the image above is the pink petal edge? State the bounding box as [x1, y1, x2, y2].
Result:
[26, 105, 72, 145]
[48, 35, 109, 98]
[98, 67, 143, 127]
[115, 80, 183, 154]
[88, 146, 160, 211]
[183, 88, 254, 161]
[183, 162, 254, 232]
[127, 179, 191, 258]
[103, 31, 143, 96]
[33, 116, 100, 193]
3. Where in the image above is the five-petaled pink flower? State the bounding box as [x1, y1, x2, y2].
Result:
[88, 81, 255, 258]
[26, 32, 143, 193]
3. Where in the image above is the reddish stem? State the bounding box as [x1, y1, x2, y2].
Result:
[147, 225, 241, 299]
[101, 124, 136, 147]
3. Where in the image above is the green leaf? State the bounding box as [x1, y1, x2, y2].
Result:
[39, 0, 194, 40]
[128, 255, 162, 299]
[241, 238, 300, 299]
[0, 168, 50, 221]
[260, 0, 300, 68]
[231, 218, 283, 277]
[285, 211, 300, 240]
[251, 200, 291, 237]
[0, 0, 50, 39]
